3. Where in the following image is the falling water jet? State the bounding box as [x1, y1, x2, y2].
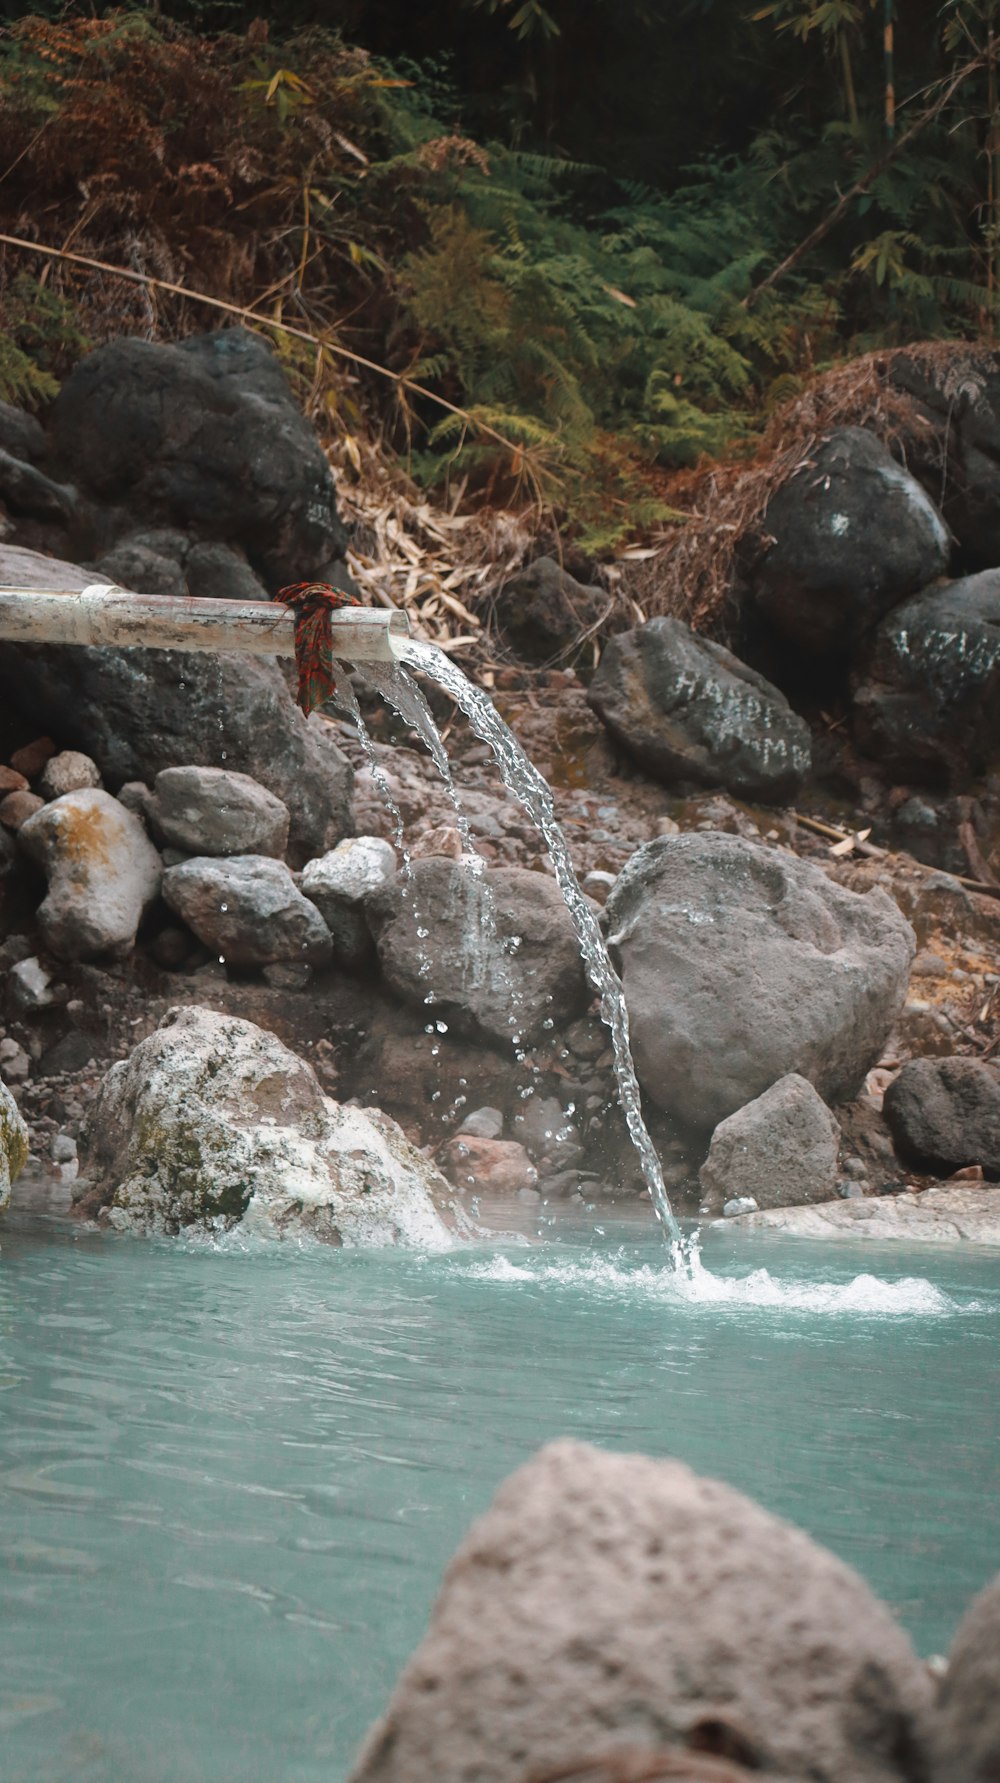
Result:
[358, 661, 534, 1070]
[352, 646, 685, 1254]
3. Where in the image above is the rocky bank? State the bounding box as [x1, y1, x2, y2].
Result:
[0, 328, 998, 1241]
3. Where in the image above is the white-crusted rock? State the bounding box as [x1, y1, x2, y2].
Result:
[80, 1006, 475, 1246]
[0, 1081, 29, 1214]
[18, 787, 162, 961]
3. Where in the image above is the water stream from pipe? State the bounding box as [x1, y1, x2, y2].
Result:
[356, 643, 685, 1254]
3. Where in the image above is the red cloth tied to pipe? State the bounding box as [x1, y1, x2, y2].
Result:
[274, 582, 362, 717]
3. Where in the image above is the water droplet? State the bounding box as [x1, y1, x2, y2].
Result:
[541, 1017, 554, 1030]
[435, 1020, 448, 1034]
[220, 903, 228, 913]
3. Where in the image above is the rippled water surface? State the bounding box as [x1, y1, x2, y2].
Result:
[1, 1211, 998, 1782]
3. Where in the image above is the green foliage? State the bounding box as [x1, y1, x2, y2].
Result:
[2, 3, 1000, 546]
[0, 273, 90, 407]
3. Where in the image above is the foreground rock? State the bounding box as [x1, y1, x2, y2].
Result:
[349, 1439, 932, 1783]
[588, 617, 811, 802]
[80, 1007, 470, 1245]
[604, 834, 915, 1132]
[852, 571, 1000, 781]
[699, 1074, 840, 1213]
[0, 546, 354, 866]
[883, 1057, 1000, 1179]
[367, 859, 588, 1044]
[162, 856, 332, 968]
[733, 1184, 1000, 1244]
[146, 766, 290, 859]
[50, 327, 346, 584]
[18, 787, 161, 961]
[750, 426, 949, 655]
[0, 1082, 29, 1214]
[932, 1572, 1000, 1782]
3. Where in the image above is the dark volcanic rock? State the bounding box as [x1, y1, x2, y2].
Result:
[883, 1055, 1000, 1179]
[496, 556, 607, 664]
[604, 833, 915, 1132]
[588, 616, 811, 802]
[851, 571, 1000, 782]
[751, 427, 949, 655]
[349, 1439, 934, 1783]
[95, 531, 269, 604]
[49, 327, 346, 584]
[890, 345, 1000, 570]
[0, 448, 76, 524]
[367, 859, 588, 1045]
[95, 532, 189, 598]
[0, 546, 353, 867]
[0, 398, 46, 464]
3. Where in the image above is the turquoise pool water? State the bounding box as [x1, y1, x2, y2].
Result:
[1, 1211, 997, 1782]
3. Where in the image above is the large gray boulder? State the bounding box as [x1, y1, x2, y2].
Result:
[367, 859, 588, 1044]
[604, 834, 915, 1131]
[147, 766, 290, 859]
[883, 1056, 1000, 1179]
[750, 427, 949, 655]
[49, 328, 346, 584]
[931, 1572, 1000, 1782]
[588, 616, 811, 803]
[0, 545, 353, 866]
[349, 1439, 933, 1783]
[18, 787, 161, 961]
[81, 1006, 472, 1246]
[162, 855, 332, 967]
[851, 572, 1000, 782]
[0, 1081, 29, 1215]
[699, 1073, 840, 1213]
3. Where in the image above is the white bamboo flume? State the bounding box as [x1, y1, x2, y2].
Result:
[0, 583, 410, 662]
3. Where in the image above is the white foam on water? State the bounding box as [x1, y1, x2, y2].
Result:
[456, 1250, 970, 1317]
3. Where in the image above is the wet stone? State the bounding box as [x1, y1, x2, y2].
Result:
[162, 855, 333, 968]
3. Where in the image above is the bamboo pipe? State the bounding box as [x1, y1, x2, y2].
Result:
[0, 583, 410, 661]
